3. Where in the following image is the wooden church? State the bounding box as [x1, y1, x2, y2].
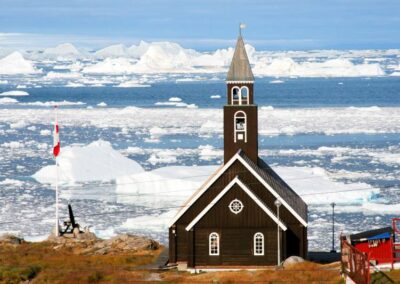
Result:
[168, 32, 308, 269]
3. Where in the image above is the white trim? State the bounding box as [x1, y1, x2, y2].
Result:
[254, 232, 264, 256]
[231, 86, 240, 105]
[234, 110, 247, 143]
[240, 86, 250, 105]
[209, 232, 219, 256]
[235, 155, 308, 227]
[185, 177, 287, 231]
[168, 152, 308, 228]
[229, 199, 243, 214]
[226, 81, 254, 84]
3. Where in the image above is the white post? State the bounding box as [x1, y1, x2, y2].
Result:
[275, 199, 282, 266]
[55, 157, 59, 236]
[54, 106, 59, 237]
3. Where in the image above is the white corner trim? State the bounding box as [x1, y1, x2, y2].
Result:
[168, 152, 242, 227]
[185, 177, 287, 231]
[236, 155, 308, 227]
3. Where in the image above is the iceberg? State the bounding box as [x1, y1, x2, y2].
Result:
[42, 43, 83, 60]
[32, 140, 144, 185]
[0, 52, 40, 75]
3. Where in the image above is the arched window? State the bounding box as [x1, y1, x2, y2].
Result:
[209, 232, 219, 255]
[254, 232, 264, 256]
[240, 86, 249, 105]
[231, 86, 240, 105]
[234, 111, 247, 143]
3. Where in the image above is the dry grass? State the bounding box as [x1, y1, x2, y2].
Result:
[0, 241, 162, 283]
[159, 261, 343, 283]
[0, 241, 347, 283]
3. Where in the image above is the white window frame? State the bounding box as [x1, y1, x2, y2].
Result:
[229, 199, 244, 214]
[234, 110, 247, 143]
[240, 86, 250, 105]
[209, 232, 220, 256]
[231, 86, 240, 105]
[254, 232, 264, 256]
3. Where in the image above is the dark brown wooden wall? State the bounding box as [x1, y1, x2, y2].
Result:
[171, 159, 307, 265]
[224, 105, 258, 163]
[193, 228, 278, 266]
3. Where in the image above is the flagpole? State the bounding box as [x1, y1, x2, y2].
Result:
[55, 106, 59, 237]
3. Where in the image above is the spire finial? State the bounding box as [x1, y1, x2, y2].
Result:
[239, 23, 246, 37]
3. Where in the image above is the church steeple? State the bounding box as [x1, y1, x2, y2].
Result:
[223, 31, 258, 164]
[226, 36, 254, 82]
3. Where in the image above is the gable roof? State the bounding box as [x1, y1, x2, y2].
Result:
[226, 36, 254, 82]
[169, 150, 308, 227]
[350, 227, 393, 242]
[186, 176, 287, 231]
[240, 152, 308, 223]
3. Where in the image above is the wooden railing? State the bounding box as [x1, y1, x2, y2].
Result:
[341, 236, 370, 284]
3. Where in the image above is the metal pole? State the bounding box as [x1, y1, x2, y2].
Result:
[55, 107, 59, 237]
[55, 157, 59, 236]
[277, 205, 280, 265]
[274, 199, 282, 266]
[332, 202, 335, 251]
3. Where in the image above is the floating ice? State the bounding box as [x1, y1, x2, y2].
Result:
[97, 102, 107, 107]
[0, 90, 29, 96]
[32, 140, 144, 185]
[0, 52, 40, 74]
[0, 97, 18, 104]
[42, 43, 83, 60]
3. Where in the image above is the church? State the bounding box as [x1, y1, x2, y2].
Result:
[168, 32, 308, 269]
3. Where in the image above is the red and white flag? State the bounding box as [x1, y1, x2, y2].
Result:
[53, 107, 60, 157]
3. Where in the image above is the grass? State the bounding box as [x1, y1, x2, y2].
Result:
[0, 241, 346, 283]
[0, 241, 162, 283]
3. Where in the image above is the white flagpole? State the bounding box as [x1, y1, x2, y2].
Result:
[55, 106, 59, 237]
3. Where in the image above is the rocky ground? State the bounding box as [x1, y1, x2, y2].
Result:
[0, 232, 348, 283]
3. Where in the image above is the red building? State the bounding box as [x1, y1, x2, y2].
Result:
[350, 227, 394, 265]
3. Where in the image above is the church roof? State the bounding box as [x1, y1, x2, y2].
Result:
[239, 151, 308, 223]
[169, 150, 308, 228]
[226, 36, 254, 82]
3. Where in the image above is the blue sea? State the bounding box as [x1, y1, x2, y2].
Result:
[0, 77, 399, 250]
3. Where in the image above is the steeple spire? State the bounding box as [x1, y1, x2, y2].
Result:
[226, 27, 254, 82]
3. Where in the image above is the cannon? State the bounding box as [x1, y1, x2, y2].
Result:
[60, 204, 82, 236]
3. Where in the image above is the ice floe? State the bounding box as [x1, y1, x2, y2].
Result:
[0, 90, 29, 96]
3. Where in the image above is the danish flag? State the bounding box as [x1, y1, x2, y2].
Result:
[53, 107, 60, 157]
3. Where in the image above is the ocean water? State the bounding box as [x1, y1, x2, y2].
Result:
[0, 77, 400, 251]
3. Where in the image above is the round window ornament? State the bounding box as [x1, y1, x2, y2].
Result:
[229, 199, 243, 214]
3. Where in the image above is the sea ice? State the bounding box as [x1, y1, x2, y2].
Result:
[0, 90, 29, 96]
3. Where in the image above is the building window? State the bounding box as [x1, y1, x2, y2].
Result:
[240, 86, 249, 105]
[229, 199, 243, 214]
[232, 87, 240, 104]
[209, 232, 219, 255]
[234, 111, 247, 143]
[254, 232, 264, 255]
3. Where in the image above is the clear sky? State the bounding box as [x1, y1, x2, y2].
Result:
[0, 0, 399, 50]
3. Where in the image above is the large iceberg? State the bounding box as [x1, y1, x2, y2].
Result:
[32, 140, 144, 185]
[0, 52, 40, 75]
[42, 43, 83, 60]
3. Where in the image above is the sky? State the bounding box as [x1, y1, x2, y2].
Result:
[0, 0, 399, 51]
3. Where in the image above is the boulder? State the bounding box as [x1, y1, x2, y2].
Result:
[0, 234, 24, 245]
[282, 256, 305, 268]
